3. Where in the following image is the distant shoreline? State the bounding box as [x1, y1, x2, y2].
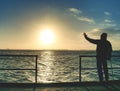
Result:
[0, 49, 95, 51]
[0, 49, 119, 52]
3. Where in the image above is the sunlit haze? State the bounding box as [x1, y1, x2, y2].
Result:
[0, 0, 120, 50]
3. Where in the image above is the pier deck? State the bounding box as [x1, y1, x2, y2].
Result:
[0, 81, 120, 91]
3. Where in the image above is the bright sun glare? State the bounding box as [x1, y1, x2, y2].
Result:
[40, 28, 55, 45]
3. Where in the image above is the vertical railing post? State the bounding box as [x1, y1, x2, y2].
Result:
[79, 56, 82, 82]
[35, 55, 38, 84]
[110, 60, 114, 80]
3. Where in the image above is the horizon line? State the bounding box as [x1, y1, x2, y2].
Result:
[0, 49, 119, 51]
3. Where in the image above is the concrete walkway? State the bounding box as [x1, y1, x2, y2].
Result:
[0, 81, 120, 91]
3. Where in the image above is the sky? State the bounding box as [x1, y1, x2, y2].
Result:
[0, 0, 120, 50]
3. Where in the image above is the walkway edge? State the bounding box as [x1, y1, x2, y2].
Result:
[0, 80, 120, 87]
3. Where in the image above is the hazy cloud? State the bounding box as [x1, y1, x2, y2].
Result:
[77, 16, 95, 24]
[100, 23, 117, 27]
[104, 18, 116, 27]
[103, 11, 114, 26]
[91, 27, 120, 35]
[104, 19, 112, 23]
[105, 23, 116, 27]
[68, 8, 95, 24]
[104, 11, 111, 16]
[68, 8, 82, 14]
[100, 28, 120, 34]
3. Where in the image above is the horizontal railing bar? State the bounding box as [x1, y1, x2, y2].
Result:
[79, 55, 96, 57]
[0, 55, 38, 57]
[79, 55, 120, 57]
[0, 69, 36, 70]
[81, 68, 120, 70]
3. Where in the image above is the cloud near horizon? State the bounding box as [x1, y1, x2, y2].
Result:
[103, 11, 116, 27]
[90, 27, 120, 35]
[104, 19, 112, 23]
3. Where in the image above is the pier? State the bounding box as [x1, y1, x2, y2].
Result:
[0, 81, 120, 91]
[0, 54, 120, 91]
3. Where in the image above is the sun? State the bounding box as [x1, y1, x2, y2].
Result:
[40, 28, 55, 45]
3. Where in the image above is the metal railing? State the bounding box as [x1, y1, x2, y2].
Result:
[0, 54, 120, 84]
[0, 54, 38, 84]
[79, 55, 120, 82]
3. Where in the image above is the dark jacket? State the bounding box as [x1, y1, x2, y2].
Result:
[84, 36, 112, 59]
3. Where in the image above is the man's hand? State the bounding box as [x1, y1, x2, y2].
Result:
[83, 32, 87, 38]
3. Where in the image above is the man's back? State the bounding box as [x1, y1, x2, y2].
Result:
[96, 40, 112, 59]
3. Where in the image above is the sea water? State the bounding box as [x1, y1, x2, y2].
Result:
[0, 50, 119, 83]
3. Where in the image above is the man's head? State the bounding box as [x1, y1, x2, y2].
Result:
[101, 33, 107, 40]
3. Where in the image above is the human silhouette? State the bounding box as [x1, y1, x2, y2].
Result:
[83, 32, 112, 82]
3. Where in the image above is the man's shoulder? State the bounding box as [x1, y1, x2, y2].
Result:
[106, 40, 112, 46]
[106, 40, 111, 44]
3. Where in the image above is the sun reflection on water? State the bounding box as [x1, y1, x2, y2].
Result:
[38, 51, 55, 83]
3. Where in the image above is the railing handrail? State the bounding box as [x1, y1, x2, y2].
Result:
[79, 55, 120, 82]
[0, 54, 38, 57]
[0, 54, 38, 84]
[79, 55, 120, 57]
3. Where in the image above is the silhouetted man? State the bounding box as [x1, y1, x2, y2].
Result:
[83, 33, 112, 82]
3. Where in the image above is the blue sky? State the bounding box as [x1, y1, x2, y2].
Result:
[0, 0, 120, 50]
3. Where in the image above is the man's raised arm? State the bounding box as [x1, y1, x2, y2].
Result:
[83, 33, 98, 44]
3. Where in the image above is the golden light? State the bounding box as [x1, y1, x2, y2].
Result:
[40, 28, 55, 45]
